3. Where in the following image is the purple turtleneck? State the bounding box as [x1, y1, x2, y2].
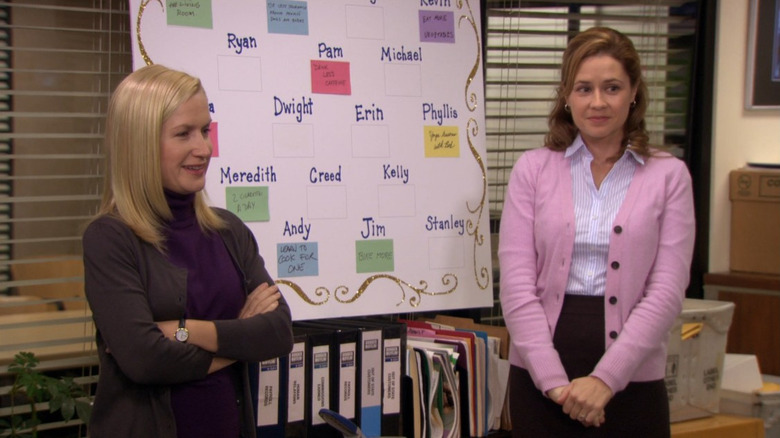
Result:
[164, 190, 245, 438]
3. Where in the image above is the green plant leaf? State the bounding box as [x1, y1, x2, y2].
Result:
[76, 399, 92, 424]
[49, 393, 63, 413]
[60, 398, 76, 422]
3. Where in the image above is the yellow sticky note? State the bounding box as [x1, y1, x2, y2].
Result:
[424, 125, 460, 157]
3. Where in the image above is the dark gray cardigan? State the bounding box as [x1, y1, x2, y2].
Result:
[83, 208, 293, 438]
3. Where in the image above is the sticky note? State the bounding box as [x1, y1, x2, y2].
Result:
[267, 0, 309, 35]
[166, 0, 213, 29]
[311, 60, 352, 95]
[208, 121, 219, 157]
[225, 186, 270, 222]
[419, 11, 455, 43]
[356, 239, 394, 273]
[277, 242, 319, 278]
[424, 125, 460, 157]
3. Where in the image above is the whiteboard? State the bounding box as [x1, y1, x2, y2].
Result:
[130, 0, 492, 320]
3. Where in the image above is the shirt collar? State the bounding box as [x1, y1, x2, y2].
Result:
[564, 134, 645, 165]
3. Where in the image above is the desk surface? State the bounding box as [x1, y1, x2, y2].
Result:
[671, 414, 765, 438]
[0, 309, 95, 365]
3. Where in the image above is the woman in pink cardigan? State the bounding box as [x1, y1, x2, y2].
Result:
[498, 27, 695, 437]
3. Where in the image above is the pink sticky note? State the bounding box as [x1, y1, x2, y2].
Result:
[209, 121, 219, 157]
[310, 60, 351, 95]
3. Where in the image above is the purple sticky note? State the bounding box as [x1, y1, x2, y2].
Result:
[419, 10, 455, 43]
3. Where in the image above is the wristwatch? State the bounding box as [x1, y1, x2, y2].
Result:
[174, 317, 189, 343]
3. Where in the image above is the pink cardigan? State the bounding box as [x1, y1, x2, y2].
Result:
[498, 146, 695, 395]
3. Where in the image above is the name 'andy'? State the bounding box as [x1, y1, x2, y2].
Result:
[283, 217, 311, 241]
[383, 164, 409, 184]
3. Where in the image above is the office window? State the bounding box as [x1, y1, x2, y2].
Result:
[485, 0, 698, 217]
[0, 1, 131, 434]
[481, 0, 698, 324]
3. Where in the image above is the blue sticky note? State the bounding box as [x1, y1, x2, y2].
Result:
[277, 242, 319, 278]
[267, 0, 309, 35]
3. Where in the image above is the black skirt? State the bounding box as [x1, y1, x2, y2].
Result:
[509, 294, 670, 437]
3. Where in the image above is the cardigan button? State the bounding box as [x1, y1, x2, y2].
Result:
[614, 225, 623, 234]
[609, 296, 617, 305]
[611, 261, 620, 269]
[609, 331, 618, 339]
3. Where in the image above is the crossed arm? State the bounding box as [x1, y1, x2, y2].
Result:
[156, 282, 283, 373]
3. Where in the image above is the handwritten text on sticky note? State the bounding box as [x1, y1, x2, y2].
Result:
[356, 239, 394, 273]
[277, 242, 319, 278]
[424, 125, 460, 157]
[311, 60, 352, 95]
[226, 186, 270, 222]
[167, 0, 213, 29]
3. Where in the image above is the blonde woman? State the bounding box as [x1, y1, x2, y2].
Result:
[83, 65, 293, 438]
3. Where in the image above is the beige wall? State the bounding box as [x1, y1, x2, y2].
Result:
[710, 0, 780, 272]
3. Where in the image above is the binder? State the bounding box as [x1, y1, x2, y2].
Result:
[293, 325, 339, 438]
[329, 319, 384, 438]
[293, 320, 360, 425]
[252, 355, 286, 437]
[352, 318, 407, 437]
[285, 332, 307, 438]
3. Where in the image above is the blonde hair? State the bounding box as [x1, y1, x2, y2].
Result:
[545, 27, 651, 157]
[98, 64, 224, 250]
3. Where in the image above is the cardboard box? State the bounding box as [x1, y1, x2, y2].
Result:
[667, 299, 735, 422]
[730, 168, 780, 275]
[720, 368, 780, 438]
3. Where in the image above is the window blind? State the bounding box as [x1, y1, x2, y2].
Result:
[484, 0, 697, 217]
[482, 0, 699, 324]
[0, 1, 131, 435]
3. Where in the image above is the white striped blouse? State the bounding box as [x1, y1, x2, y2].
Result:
[563, 136, 644, 297]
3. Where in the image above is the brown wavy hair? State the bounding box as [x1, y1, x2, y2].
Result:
[545, 27, 650, 157]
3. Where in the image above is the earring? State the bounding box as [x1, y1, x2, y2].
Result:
[564, 104, 570, 112]
[630, 100, 637, 108]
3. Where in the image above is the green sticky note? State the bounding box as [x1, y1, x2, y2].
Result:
[226, 186, 269, 222]
[356, 239, 394, 273]
[166, 0, 213, 29]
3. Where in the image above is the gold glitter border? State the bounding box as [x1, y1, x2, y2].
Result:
[277, 273, 458, 309]
[136, 0, 163, 66]
[459, 0, 490, 291]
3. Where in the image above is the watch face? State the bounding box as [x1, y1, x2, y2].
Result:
[175, 328, 189, 342]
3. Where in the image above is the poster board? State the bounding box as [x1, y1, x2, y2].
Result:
[130, 0, 492, 320]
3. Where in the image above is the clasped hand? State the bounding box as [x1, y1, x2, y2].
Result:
[547, 376, 612, 428]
